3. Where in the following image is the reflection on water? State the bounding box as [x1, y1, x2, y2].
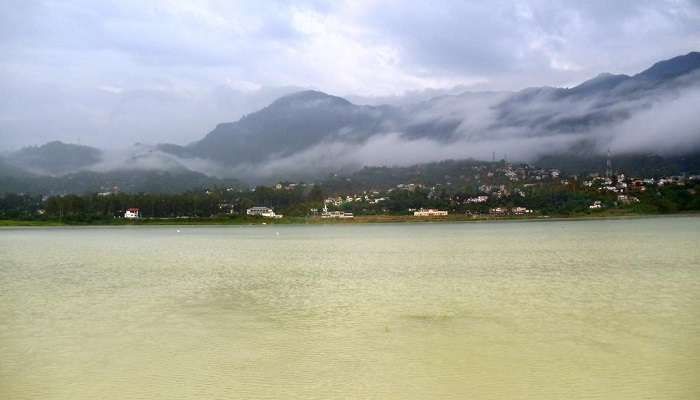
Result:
[1, 218, 699, 399]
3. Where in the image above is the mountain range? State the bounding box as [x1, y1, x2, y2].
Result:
[1, 51, 700, 193]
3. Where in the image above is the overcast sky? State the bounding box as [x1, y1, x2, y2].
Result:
[1, 0, 699, 150]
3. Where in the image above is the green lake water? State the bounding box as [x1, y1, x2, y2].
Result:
[1, 217, 699, 399]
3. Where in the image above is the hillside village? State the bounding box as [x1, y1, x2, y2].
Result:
[308, 162, 698, 218]
[1, 158, 698, 223]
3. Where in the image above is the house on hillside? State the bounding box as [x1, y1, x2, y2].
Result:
[617, 195, 640, 205]
[589, 201, 603, 209]
[511, 207, 533, 215]
[246, 206, 283, 219]
[124, 208, 140, 219]
[413, 209, 448, 217]
[320, 205, 354, 219]
[489, 207, 508, 216]
[466, 195, 489, 204]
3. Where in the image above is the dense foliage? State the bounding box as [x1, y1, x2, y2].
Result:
[0, 185, 325, 223]
[1, 179, 698, 224]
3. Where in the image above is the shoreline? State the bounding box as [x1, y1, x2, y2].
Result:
[1, 212, 698, 228]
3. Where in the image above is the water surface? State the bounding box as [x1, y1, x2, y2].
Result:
[1, 217, 699, 399]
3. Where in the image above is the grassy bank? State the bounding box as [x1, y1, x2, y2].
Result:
[1, 210, 698, 227]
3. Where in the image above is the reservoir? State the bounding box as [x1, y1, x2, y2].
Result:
[1, 217, 699, 399]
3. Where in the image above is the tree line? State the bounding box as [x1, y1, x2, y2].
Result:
[1, 181, 698, 222]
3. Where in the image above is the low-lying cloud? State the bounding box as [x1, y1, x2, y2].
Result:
[8, 66, 699, 183]
[605, 88, 700, 155]
[230, 81, 700, 181]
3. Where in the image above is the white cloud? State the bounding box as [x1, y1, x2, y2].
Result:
[97, 85, 124, 94]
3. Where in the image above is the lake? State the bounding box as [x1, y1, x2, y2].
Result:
[1, 217, 699, 399]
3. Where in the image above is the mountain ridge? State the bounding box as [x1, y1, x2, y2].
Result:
[177, 51, 700, 164]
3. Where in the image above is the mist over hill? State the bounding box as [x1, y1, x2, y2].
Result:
[2, 52, 700, 191]
[160, 52, 700, 175]
[5, 141, 103, 176]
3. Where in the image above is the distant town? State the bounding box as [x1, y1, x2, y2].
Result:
[1, 159, 698, 225]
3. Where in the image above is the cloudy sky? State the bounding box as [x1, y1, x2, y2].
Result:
[1, 0, 699, 150]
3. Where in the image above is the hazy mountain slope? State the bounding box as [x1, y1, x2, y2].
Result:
[636, 51, 700, 81]
[0, 156, 35, 178]
[0, 168, 240, 195]
[6, 141, 102, 175]
[0, 156, 40, 193]
[493, 52, 700, 134]
[160, 90, 395, 165]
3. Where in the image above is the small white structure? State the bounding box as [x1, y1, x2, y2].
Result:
[617, 195, 640, 205]
[321, 211, 354, 219]
[413, 208, 448, 217]
[246, 206, 283, 219]
[124, 208, 140, 219]
[489, 207, 508, 216]
[466, 195, 489, 204]
[320, 205, 353, 219]
[589, 201, 603, 209]
[511, 207, 533, 215]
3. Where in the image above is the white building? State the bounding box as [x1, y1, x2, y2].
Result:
[489, 207, 508, 216]
[511, 207, 533, 215]
[246, 206, 283, 219]
[321, 211, 354, 219]
[466, 195, 489, 204]
[413, 208, 448, 217]
[320, 205, 353, 218]
[124, 208, 140, 219]
[617, 195, 640, 205]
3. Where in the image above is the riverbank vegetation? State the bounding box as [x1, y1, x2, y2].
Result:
[1, 177, 698, 226]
